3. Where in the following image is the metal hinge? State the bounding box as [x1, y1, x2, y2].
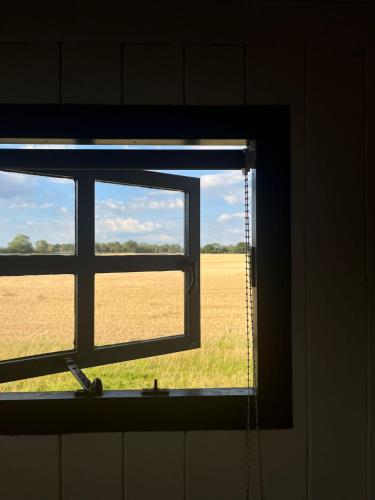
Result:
[251, 246, 256, 288]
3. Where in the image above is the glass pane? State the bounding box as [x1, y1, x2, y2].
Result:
[0, 171, 75, 254]
[95, 181, 184, 254]
[95, 254, 247, 389]
[95, 271, 184, 346]
[0, 275, 75, 360]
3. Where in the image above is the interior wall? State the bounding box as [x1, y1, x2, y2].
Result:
[0, 3, 373, 499]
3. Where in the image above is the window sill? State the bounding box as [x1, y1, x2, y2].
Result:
[0, 388, 292, 434]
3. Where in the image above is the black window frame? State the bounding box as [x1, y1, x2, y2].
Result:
[0, 168, 200, 382]
[0, 105, 292, 434]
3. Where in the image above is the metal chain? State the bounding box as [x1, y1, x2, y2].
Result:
[243, 168, 264, 500]
[244, 169, 252, 499]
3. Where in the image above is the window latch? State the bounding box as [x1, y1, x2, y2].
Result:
[65, 357, 103, 397]
[179, 259, 198, 294]
[141, 378, 169, 396]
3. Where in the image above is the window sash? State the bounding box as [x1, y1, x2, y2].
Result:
[0, 165, 200, 383]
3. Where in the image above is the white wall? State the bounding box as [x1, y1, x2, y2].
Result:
[0, 3, 373, 499]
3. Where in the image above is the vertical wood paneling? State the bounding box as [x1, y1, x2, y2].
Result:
[307, 45, 366, 500]
[0, 4, 62, 42]
[124, 432, 184, 500]
[61, 433, 123, 500]
[247, 42, 304, 106]
[0, 43, 59, 103]
[123, 45, 183, 105]
[260, 431, 305, 500]
[186, 431, 246, 500]
[0, 436, 59, 500]
[57, 1, 249, 44]
[62, 43, 122, 104]
[247, 42, 307, 500]
[367, 45, 375, 500]
[185, 45, 245, 105]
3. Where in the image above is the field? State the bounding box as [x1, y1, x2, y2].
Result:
[0, 254, 251, 392]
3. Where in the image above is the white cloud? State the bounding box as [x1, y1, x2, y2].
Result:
[48, 177, 73, 185]
[149, 199, 184, 209]
[126, 200, 149, 210]
[217, 212, 244, 222]
[201, 171, 242, 189]
[217, 213, 231, 222]
[61, 206, 68, 215]
[25, 219, 74, 227]
[99, 199, 126, 210]
[26, 220, 46, 226]
[96, 217, 162, 234]
[10, 202, 36, 209]
[223, 194, 240, 205]
[149, 190, 178, 197]
[97, 198, 144, 211]
[97, 197, 184, 212]
[10, 202, 55, 209]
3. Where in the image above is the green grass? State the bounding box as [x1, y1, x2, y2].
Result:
[0, 255, 252, 392]
[1, 333, 250, 392]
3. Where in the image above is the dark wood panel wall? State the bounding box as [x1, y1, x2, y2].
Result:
[0, 4, 374, 500]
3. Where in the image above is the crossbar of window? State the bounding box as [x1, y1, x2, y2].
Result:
[0, 335, 197, 384]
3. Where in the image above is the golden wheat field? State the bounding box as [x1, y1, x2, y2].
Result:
[0, 254, 251, 392]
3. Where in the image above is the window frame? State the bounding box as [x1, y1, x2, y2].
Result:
[0, 105, 292, 433]
[0, 168, 200, 382]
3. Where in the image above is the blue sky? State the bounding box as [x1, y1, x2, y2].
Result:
[0, 169, 247, 247]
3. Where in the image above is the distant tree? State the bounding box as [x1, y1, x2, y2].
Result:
[95, 242, 106, 253]
[111, 241, 122, 253]
[59, 243, 74, 254]
[123, 240, 139, 253]
[235, 242, 246, 253]
[3, 236, 247, 255]
[169, 244, 183, 254]
[201, 242, 246, 253]
[48, 243, 61, 253]
[201, 243, 224, 254]
[7, 234, 33, 254]
[34, 240, 49, 253]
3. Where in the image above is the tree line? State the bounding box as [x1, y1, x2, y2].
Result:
[0, 234, 246, 254]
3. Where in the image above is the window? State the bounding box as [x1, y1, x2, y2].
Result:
[0, 168, 200, 383]
[0, 105, 292, 433]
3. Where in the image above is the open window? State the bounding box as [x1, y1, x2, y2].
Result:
[0, 167, 200, 383]
[0, 106, 292, 433]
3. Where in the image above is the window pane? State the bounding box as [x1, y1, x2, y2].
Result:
[95, 182, 184, 254]
[0, 275, 75, 360]
[0, 171, 75, 254]
[95, 271, 184, 346]
[96, 254, 247, 389]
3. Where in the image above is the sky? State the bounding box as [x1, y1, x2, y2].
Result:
[0, 168, 248, 248]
